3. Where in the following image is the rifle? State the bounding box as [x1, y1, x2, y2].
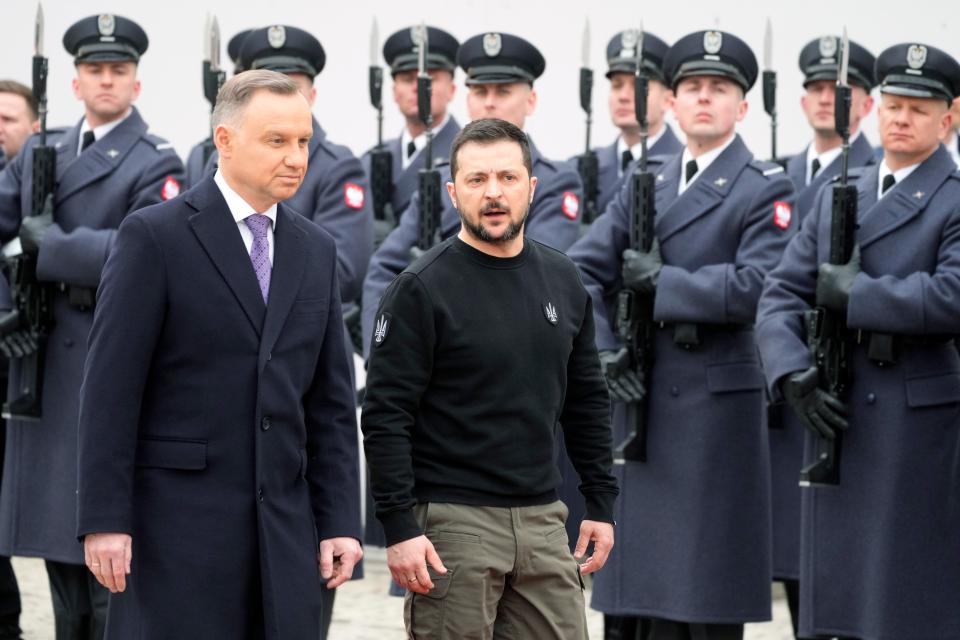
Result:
[762, 18, 781, 166]
[575, 18, 598, 227]
[201, 15, 225, 170]
[613, 26, 656, 463]
[368, 18, 396, 245]
[800, 27, 856, 487]
[414, 23, 441, 252]
[1, 3, 56, 421]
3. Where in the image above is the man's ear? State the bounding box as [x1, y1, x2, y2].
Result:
[213, 124, 232, 159]
[445, 181, 457, 209]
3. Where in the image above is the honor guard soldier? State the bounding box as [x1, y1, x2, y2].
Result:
[570, 30, 796, 640]
[0, 14, 184, 639]
[757, 44, 960, 640]
[0, 81, 40, 171]
[362, 26, 461, 222]
[183, 28, 253, 188]
[234, 26, 374, 317]
[361, 31, 583, 355]
[573, 30, 682, 214]
[771, 34, 877, 638]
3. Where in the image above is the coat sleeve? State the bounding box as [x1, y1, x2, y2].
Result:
[360, 273, 436, 545]
[755, 192, 826, 397]
[37, 149, 185, 288]
[559, 289, 618, 523]
[526, 164, 582, 252]
[305, 154, 374, 304]
[847, 201, 960, 335]
[303, 244, 363, 541]
[77, 212, 167, 537]
[567, 178, 632, 351]
[654, 175, 797, 325]
[361, 198, 419, 357]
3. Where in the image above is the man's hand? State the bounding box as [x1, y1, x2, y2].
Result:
[19, 193, 54, 256]
[0, 329, 38, 359]
[599, 348, 645, 403]
[84, 532, 132, 593]
[386, 535, 447, 595]
[816, 245, 861, 313]
[782, 366, 849, 440]
[621, 238, 662, 294]
[574, 520, 614, 575]
[318, 537, 363, 589]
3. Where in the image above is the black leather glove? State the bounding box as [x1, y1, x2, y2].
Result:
[0, 329, 38, 359]
[781, 366, 849, 440]
[19, 193, 54, 256]
[599, 348, 646, 403]
[816, 245, 860, 313]
[621, 239, 662, 294]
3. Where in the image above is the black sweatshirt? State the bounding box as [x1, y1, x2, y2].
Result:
[361, 236, 618, 545]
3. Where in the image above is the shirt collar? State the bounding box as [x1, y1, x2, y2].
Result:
[214, 170, 278, 229]
[78, 108, 132, 152]
[679, 132, 736, 193]
[804, 130, 862, 185]
[401, 112, 451, 156]
[877, 158, 922, 199]
[616, 127, 668, 175]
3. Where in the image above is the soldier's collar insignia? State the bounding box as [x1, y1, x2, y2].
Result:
[656, 174, 665, 182]
[106, 149, 119, 158]
[913, 191, 924, 199]
[543, 301, 558, 326]
[714, 177, 728, 186]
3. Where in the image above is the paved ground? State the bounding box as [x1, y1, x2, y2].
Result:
[13, 549, 794, 639]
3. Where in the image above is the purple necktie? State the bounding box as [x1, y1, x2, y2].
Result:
[244, 214, 271, 303]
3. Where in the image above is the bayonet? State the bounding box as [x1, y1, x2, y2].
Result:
[576, 17, 598, 224]
[370, 18, 379, 68]
[762, 17, 778, 162]
[34, 4, 44, 58]
[209, 16, 221, 73]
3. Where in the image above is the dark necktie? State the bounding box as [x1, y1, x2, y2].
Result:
[621, 149, 634, 172]
[881, 173, 896, 195]
[81, 130, 96, 153]
[685, 159, 699, 185]
[810, 158, 821, 182]
[406, 140, 417, 159]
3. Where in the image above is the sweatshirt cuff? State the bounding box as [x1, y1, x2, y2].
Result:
[583, 491, 617, 525]
[379, 508, 423, 547]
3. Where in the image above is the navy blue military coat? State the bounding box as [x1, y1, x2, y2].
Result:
[0, 108, 184, 563]
[193, 118, 373, 304]
[571, 125, 683, 216]
[361, 116, 462, 220]
[182, 138, 214, 189]
[756, 146, 960, 639]
[361, 138, 583, 355]
[769, 132, 875, 581]
[571, 134, 796, 623]
[77, 177, 362, 639]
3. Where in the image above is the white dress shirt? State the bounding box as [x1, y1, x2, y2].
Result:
[678, 133, 737, 196]
[400, 113, 451, 170]
[214, 170, 277, 265]
[77, 109, 132, 156]
[616, 127, 668, 177]
[803, 132, 865, 186]
[947, 130, 960, 169]
[877, 160, 921, 200]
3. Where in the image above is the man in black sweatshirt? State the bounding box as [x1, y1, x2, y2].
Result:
[361, 118, 618, 639]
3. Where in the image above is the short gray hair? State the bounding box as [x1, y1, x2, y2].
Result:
[211, 69, 300, 128]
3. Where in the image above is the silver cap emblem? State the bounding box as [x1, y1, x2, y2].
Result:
[483, 33, 502, 57]
[267, 25, 286, 49]
[703, 31, 722, 55]
[907, 44, 927, 70]
[97, 14, 115, 37]
[818, 36, 838, 58]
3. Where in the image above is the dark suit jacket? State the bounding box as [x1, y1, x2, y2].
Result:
[76, 177, 361, 639]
